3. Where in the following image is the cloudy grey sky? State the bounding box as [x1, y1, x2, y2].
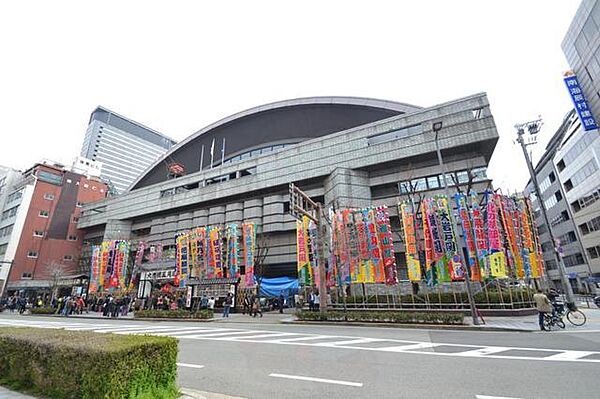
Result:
[0, 0, 581, 192]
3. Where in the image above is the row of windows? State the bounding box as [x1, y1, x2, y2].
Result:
[579, 214, 600, 236]
[571, 186, 600, 213]
[1, 205, 19, 221]
[6, 190, 23, 203]
[556, 231, 577, 246]
[0, 225, 13, 237]
[160, 166, 258, 198]
[0, 243, 7, 256]
[563, 253, 585, 268]
[222, 143, 296, 165]
[550, 210, 570, 227]
[26, 251, 74, 261]
[368, 124, 423, 146]
[573, 3, 600, 58]
[564, 159, 598, 191]
[398, 167, 488, 194]
[556, 131, 596, 172]
[543, 190, 563, 210]
[539, 173, 555, 193]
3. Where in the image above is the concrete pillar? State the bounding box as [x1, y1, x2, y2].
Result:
[324, 167, 371, 210]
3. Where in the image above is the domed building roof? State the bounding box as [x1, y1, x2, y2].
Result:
[130, 96, 421, 190]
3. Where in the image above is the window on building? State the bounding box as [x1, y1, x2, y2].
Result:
[561, 210, 570, 222]
[27, 251, 38, 258]
[71, 216, 79, 223]
[539, 176, 552, 193]
[580, 215, 600, 236]
[537, 224, 548, 235]
[410, 178, 427, 192]
[564, 179, 573, 192]
[33, 230, 44, 237]
[544, 195, 558, 210]
[76, 201, 84, 208]
[545, 259, 557, 270]
[557, 159, 566, 172]
[63, 255, 74, 261]
[587, 245, 600, 259]
[555, 191, 563, 202]
[43, 193, 55, 200]
[21, 272, 32, 279]
[67, 235, 78, 241]
[563, 253, 585, 267]
[472, 167, 488, 181]
[548, 172, 556, 183]
[37, 170, 63, 185]
[456, 171, 469, 184]
[541, 242, 554, 253]
[0, 225, 14, 237]
[1, 205, 19, 221]
[472, 108, 483, 119]
[427, 176, 440, 189]
[367, 124, 423, 146]
[39, 210, 49, 218]
[0, 244, 7, 256]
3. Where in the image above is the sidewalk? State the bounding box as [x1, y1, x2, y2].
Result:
[0, 386, 244, 399]
[0, 387, 36, 399]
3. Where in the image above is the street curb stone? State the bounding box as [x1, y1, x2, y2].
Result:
[180, 388, 247, 399]
[280, 318, 532, 332]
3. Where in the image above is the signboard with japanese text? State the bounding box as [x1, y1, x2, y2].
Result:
[564, 71, 598, 131]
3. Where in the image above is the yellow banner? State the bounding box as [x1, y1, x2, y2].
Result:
[489, 252, 508, 278]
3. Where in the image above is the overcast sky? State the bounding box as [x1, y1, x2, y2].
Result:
[0, 1, 581, 192]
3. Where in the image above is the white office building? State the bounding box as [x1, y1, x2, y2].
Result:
[80, 106, 177, 194]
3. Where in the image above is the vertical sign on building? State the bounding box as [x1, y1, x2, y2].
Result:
[564, 71, 598, 131]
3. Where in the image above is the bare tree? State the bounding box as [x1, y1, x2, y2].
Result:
[47, 261, 69, 302]
[253, 232, 270, 297]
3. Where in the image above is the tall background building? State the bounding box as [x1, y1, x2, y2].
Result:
[562, 0, 600, 122]
[524, 110, 591, 293]
[81, 106, 177, 194]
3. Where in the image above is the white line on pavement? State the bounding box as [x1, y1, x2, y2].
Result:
[476, 395, 523, 399]
[544, 351, 595, 361]
[269, 373, 363, 387]
[177, 363, 205, 369]
[378, 342, 441, 352]
[315, 338, 385, 347]
[456, 347, 511, 357]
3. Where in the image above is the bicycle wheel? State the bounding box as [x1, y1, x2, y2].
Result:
[556, 317, 566, 329]
[543, 315, 555, 331]
[567, 309, 587, 326]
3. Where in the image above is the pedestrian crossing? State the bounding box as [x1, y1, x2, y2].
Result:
[0, 318, 599, 363]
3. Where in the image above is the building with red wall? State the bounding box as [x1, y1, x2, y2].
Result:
[0, 161, 107, 296]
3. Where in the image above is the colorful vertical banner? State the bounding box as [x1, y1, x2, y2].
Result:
[400, 202, 421, 282]
[437, 196, 464, 281]
[375, 206, 397, 286]
[422, 199, 438, 287]
[296, 216, 312, 286]
[455, 193, 481, 281]
[242, 223, 256, 287]
[89, 245, 101, 293]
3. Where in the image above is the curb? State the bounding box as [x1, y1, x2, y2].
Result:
[180, 388, 246, 399]
[280, 319, 533, 333]
[22, 314, 216, 323]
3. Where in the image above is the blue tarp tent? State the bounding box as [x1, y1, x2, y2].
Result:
[259, 276, 298, 298]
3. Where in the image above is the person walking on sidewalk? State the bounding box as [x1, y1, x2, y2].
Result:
[223, 293, 233, 318]
[533, 289, 553, 331]
[278, 291, 285, 314]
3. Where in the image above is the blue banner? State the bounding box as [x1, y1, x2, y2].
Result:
[564, 72, 598, 131]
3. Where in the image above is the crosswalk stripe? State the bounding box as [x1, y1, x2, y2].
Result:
[272, 335, 334, 342]
[151, 328, 219, 336]
[315, 338, 385, 347]
[544, 351, 595, 361]
[186, 330, 262, 338]
[378, 342, 441, 352]
[456, 347, 510, 357]
[226, 332, 297, 340]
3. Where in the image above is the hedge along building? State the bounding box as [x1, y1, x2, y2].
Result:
[77, 94, 498, 291]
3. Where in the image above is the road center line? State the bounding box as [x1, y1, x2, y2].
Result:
[177, 363, 205, 369]
[269, 373, 363, 387]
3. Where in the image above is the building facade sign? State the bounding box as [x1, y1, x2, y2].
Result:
[141, 269, 176, 281]
[564, 71, 598, 131]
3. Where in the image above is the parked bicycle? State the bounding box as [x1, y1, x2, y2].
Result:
[543, 312, 565, 331]
[552, 301, 587, 327]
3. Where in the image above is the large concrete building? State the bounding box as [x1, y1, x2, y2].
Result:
[78, 94, 498, 282]
[524, 110, 591, 293]
[0, 165, 23, 292]
[562, 0, 600, 123]
[81, 106, 177, 194]
[1, 161, 107, 296]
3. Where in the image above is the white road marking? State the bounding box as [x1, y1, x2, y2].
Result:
[315, 338, 384, 347]
[2, 318, 600, 363]
[379, 342, 440, 352]
[269, 373, 363, 387]
[476, 395, 523, 399]
[177, 362, 205, 369]
[544, 351, 595, 361]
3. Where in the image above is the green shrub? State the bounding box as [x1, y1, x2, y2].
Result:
[296, 310, 464, 325]
[29, 307, 56, 315]
[0, 327, 178, 399]
[135, 309, 213, 320]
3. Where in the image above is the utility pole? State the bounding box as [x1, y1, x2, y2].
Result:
[515, 118, 576, 308]
[289, 183, 328, 312]
[433, 121, 480, 325]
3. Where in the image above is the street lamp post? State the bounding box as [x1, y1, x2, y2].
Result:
[515, 119, 576, 308]
[433, 121, 480, 325]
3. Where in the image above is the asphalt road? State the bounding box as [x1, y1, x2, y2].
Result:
[1, 313, 599, 399]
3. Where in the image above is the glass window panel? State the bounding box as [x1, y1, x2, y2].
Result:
[427, 176, 440, 189]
